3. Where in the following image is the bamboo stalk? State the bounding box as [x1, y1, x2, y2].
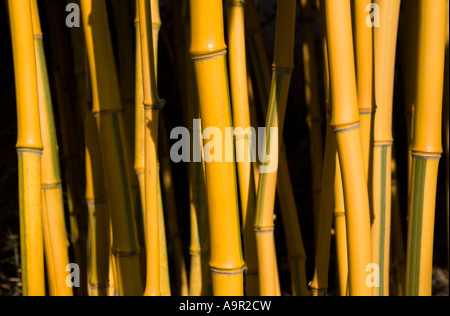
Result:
[226, 0, 259, 296]
[406, 0, 446, 296]
[8, 0, 45, 296]
[245, 1, 307, 295]
[325, 0, 372, 296]
[177, 0, 211, 296]
[371, 0, 401, 296]
[352, 0, 374, 180]
[334, 158, 349, 296]
[138, 0, 164, 297]
[300, 0, 324, 244]
[255, 0, 297, 296]
[80, 0, 142, 296]
[190, 0, 244, 296]
[30, 0, 72, 296]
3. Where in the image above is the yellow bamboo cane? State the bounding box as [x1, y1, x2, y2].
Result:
[352, 0, 374, 180]
[190, 0, 244, 296]
[245, 0, 307, 296]
[371, 0, 401, 296]
[325, 0, 372, 296]
[255, 0, 297, 296]
[300, 0, 324, 244]
[80, 0, 142, 296]
[226, 0, 259, 296]
[334, 158, 349, 296]
[406, 0, 446, 296]
[178, 0, 212, 296]
[30, 0, 72, 296]
[138, 0, 164, 297]
[8, 0, 44, 296]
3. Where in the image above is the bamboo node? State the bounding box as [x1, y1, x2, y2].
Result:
[16, 147, 43, 154]
[144, 98, 166, 111]
[308, 282, 328, 294]
[209, 266, 245, 275]
[192, 50, 227, 61]
[332, 122, 360, 134]
[411, 151, 442, 159]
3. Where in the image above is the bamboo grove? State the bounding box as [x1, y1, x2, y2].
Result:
[3, 0, 449, 296]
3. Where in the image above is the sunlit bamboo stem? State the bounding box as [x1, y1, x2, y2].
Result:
[255, 0, 297, 296]
[406, 0, 446, 296]
[245, 0, 307, 296]
[138, 0, 164, 297]
[371, 0, 401, 296]
[226, 0, 259, 296]
[352, 0, 374, 179]
[177, 0, 212, 296]
[325, 0, 372, 296]
[31, 0, 72, 296]
[190, 0, 244, 296]
[8, 0, 44, 296]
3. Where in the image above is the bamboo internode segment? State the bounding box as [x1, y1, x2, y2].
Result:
[81, 0, 142, 296]
[177, 0, 211, 296]
[31, 0, 73, 296]
[246, 0, 307, 296]
[410, 2, 445, 158]
[226, 0, 259, 296]
[190, 0, 244, 296]
[352, 0, 374, 180]
[255, 0, 297, 297]
[8, 0, 45, 296]
[406, 0, 446, 296]
[372, 0, 401, 296]
[325, 0, 372, 296]
[138, 0, 163, 297]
